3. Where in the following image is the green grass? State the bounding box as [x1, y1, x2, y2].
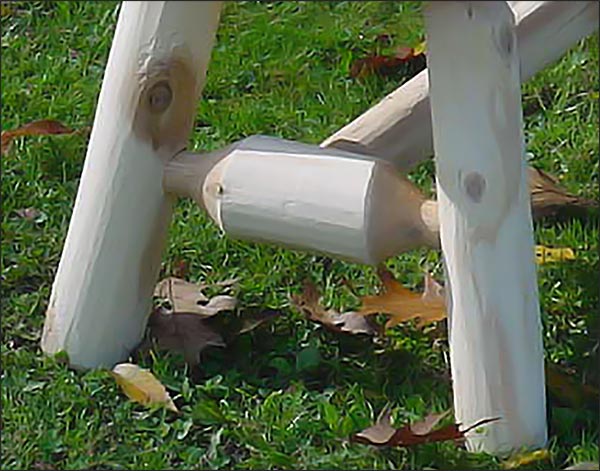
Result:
[1, 1, 598, 470]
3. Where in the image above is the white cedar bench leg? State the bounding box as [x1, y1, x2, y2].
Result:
[41, 1, 223, 369]
[424, 2, 547, 455]
[322, 1, 599, 171]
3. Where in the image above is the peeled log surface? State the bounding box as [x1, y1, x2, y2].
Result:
[321, 1, 599, 171]
[41, 2, 222, 369]
[425, 1, 546, 455]
[166, 133, 594, 268]
[164, 135, 440, 265]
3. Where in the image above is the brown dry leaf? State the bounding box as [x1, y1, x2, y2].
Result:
[410, 409, 452, 435]
[111, 363, 178, 412]
[352, 407, 500, 448]
[291, 280, 380, 336]
[545, 361, 599, 410]
[235, 309, 281, 335]
[147, 309, 225, 366]
[359, 266, 446, 329]
[353, 404, 396, 445]
[529, 166, 597, 220]
[154, 277, 237, 317]
[1, 119, 75, 155]
[350, 41, 426, 79]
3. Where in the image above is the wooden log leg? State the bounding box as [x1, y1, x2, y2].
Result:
[425, 2, 547, 455]
[322, 1, 599, 171]
[41, 1, 222, 369]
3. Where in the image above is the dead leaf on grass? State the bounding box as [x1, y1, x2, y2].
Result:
[147, 309, 225, 366]
[502, 448, 551, 469]
[154, 277, 237, 317]
[291, 280, 380, 336]
[1, 119, 76, 155]
[352, 406, 499, 448]
[15, 207, 46, 222]
[359, 266, 446, 329]
[234, 309, 281, 335]
[564, 462, 599, 470]
[350, 41, 426, 79]
[111, 362, 178, 412]
[535, 245, 576, 264]
[529, 167, 597, 220]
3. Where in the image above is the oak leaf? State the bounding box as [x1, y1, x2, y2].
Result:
[147, 309, 225, 366]
[154, 277, 237, 317]
[359, 266, 446, 329]
[291, 280, 380, 336]
[352, 406, 499, 448]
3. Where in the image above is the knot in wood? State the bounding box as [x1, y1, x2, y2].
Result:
[148, 80, 173, 113]
[463, 171, 486, 203]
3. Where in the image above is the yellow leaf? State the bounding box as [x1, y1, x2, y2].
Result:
[0, 3, 13, 18]
[502, 449, 551, 469]
[359, 266, 446, 329]
[535, 245, 575, 264]
[413, 40, 427, 56]
[111, 363, 178, 412]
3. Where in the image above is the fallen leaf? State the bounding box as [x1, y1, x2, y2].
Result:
[1, 119, 75, 155]
[350, 41, 426, 79]
[410, 409, 452, 435]
[353, 404, 396, 445]
[291, 280, 380, 336]
[0, 3, 13, 18]
[147, 309, 225, 366]
[172, 259, 189, 279]
[535, 245, 576, 264]
[412, 40, 427, 56]
[235, 309, 281, 335]
[564, 462, 599, 470]
[359, 266, 446, 329]
[352, 407, 500, 448]
[502, 449, 551, 469]
[16, 207, 43, 221]
[545, 361, 599, 410]
[111, 363, 178, 412]
[154, 277, 237, 317]
[195, 295, 237, 316]
[529, 167, 597, 220]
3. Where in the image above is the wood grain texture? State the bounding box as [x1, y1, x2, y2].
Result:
[425, 1, 546, 455]
[322, 1, 599, 171]
[165, 135, 439, 265]
[41, 1, 222, 369]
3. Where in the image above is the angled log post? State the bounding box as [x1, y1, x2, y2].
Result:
[425, 1, 546, 455]
[164, 135, 440, 265]
[322, 1, 599, 171]
[41, 1, 223, 370]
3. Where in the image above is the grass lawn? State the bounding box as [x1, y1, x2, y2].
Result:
[1, 1, 598, 470]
